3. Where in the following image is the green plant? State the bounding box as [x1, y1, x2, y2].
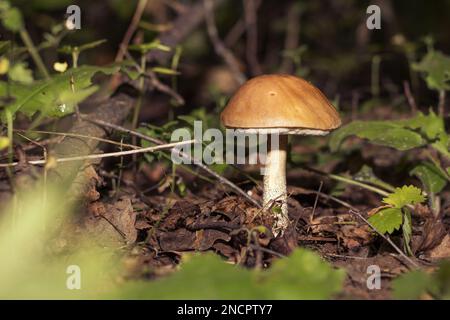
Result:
[393, 261, 450, 299]
[0, 180, 345, 299]
[412, 38, 450, 116]
[368, 185, 426, 255]
[330, 111, 450, 214]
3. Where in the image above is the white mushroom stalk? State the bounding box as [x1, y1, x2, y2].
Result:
[263, 134, 289, 236]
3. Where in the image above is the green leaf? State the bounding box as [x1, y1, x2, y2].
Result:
[262, 249, 346, 299]
[329, 121, 425, 152]
[329, 112, 449, 158]
[59, 39, 107, 55]
[392, 270, 432, 299]
[368, 207, 403, 234]
[392, 261, 450, 299]
[120, 249, 345, 299]
[129, 40, 171, 54]
[1, 7, 24, 32]
[400, 111, 445, 141]
[0, 64, 119, 119]
[79, 39, 107, 52]
[8, 62, 33, 84]
[151, 67, 179, 75]
[410, 162, 447, 193]
[382, 185, 426, 208]
[413, 50, 450, 91]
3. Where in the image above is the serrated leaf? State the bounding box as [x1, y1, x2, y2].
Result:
[368, 207, 403, 234]
[382, 185, 426, 208]
[413, 50, 450, 91]
[0, 64, 119, 119]
[400, 111, 445, 141]
[410, 162, 447, 193]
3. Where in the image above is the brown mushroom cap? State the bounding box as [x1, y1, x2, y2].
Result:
[220, 74, 341, 132]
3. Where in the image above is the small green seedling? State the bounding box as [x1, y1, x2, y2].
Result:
[368, 185, 426, 255]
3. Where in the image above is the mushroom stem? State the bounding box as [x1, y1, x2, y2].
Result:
[263, 134, 289, 236]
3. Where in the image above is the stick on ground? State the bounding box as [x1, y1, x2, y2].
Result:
[81, 116, 262, 208]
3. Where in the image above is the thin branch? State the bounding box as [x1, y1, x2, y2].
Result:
[403, 80, 417, 115]
[303, 165, 390, 197]
[147, 0, 226, 64]
[243, 0, 262, 75]
[80, 116, 262, 208]
[438, 90, 446, 117]
[146, 70, 185, 105]
[110, 0, 148, 91]
[203, 0, 246, 85]
[349, 209, 419, 268]
[115, 0, 148, 63]
[0, 140, 193, 167]
[224, 0, 262, 48]
[14, 129, 139, 150]
[279, 2, 301, 73]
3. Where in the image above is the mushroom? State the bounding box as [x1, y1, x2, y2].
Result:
[220, 74, 341, 236]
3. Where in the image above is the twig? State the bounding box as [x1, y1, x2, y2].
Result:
[224, 0, 262, 48]
[110, 0, 148, 91]
[0, 140, 194, 167]
[146, 70, 185, 105]
[403, 81, 417, 114]
[243, 0, 262, 76]
[310, 181, 323, 221]
[289, 185, 359, 211]
[19, 29, 49, 79]
[248, 244, 285, 258]
[14, 129, 139, 150]
[203, 0, 246, 85]
[351, 90, 360, 121]
[114, 0, 148, 63]
[302, 165, 390, 197]
[147, 0, 225, 64]
[279, 2, 301, 73]
[438, 90, 446, 117]
[349, 209, 419, 268]
[80, 117, 262, 208]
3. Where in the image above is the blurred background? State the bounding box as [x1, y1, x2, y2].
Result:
[7, 0, 450, 120]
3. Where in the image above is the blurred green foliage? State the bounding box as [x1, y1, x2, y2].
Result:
[393, 261, 450, 299]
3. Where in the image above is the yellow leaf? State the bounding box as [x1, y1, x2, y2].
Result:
[0, 137, 10, 151]
[53, 61, 68, 73]
[0, 58, 10, 75]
